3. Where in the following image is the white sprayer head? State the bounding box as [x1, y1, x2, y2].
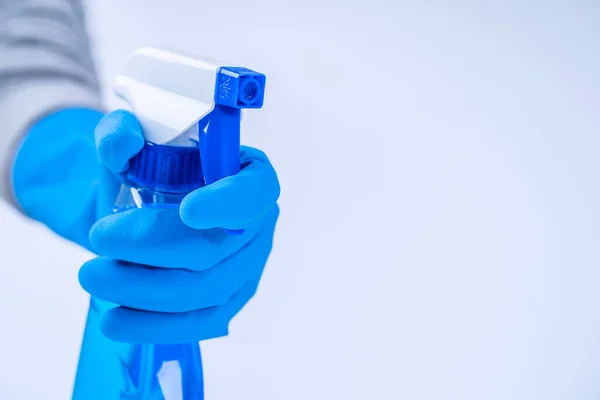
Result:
[113, 47, 225, 144]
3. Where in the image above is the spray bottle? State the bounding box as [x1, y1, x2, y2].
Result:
[72, 47, 266, 399]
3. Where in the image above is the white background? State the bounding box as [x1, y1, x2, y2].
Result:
[1, 1, 599, 399]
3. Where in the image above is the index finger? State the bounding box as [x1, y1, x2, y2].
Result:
[179, 146, 280, 230]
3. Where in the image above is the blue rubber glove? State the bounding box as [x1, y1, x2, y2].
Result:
[13, 108, 280, 344]
[79, 110, 280, 344]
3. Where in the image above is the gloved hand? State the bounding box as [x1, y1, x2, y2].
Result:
[78, 110, 280, 344]
[13, 108, 280, 343]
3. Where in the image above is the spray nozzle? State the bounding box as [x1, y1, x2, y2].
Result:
[215, 67, 266, 109]
[113, 47, 266, 194]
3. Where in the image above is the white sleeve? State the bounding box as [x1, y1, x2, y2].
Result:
[0, 0, 103, 207]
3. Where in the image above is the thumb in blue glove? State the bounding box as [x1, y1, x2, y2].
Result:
[79, 110, 280, 344]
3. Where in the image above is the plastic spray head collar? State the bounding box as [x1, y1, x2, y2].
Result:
[112, 47, 266, 192]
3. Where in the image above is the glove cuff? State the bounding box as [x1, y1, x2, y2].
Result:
[0, 80, 103, 213]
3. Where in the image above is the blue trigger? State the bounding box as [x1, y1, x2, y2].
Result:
[197, 67, 266, 234]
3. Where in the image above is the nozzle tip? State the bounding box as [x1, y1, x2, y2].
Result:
[215, 67, 266, 109]
[238, 78, 261, 105]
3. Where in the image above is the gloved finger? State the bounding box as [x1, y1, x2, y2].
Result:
[102, 282, 260, 344]
[95, 109, 144, 173]
[180, 146, 280, 230]
[80, 221, 275, 313]
[89, 204, 278, 270]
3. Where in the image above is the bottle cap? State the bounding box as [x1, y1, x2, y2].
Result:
[125, 141, 204, 193]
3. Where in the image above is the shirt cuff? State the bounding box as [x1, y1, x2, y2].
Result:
[0, 80, 103, 211]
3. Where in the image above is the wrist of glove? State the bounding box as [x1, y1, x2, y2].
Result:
[12, 108, 105, 249]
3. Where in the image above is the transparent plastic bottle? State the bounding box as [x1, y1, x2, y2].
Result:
[73, 47, 267, 400]
[73, 137, 205, 400]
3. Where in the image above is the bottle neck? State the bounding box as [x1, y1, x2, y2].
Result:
[125, 139, 204, 194]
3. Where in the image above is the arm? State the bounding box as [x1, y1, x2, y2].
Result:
[0, 0, 104, 248]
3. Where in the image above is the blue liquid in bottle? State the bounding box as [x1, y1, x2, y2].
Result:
[73, 138, 205, 400]
[73, 58, 266, 399]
